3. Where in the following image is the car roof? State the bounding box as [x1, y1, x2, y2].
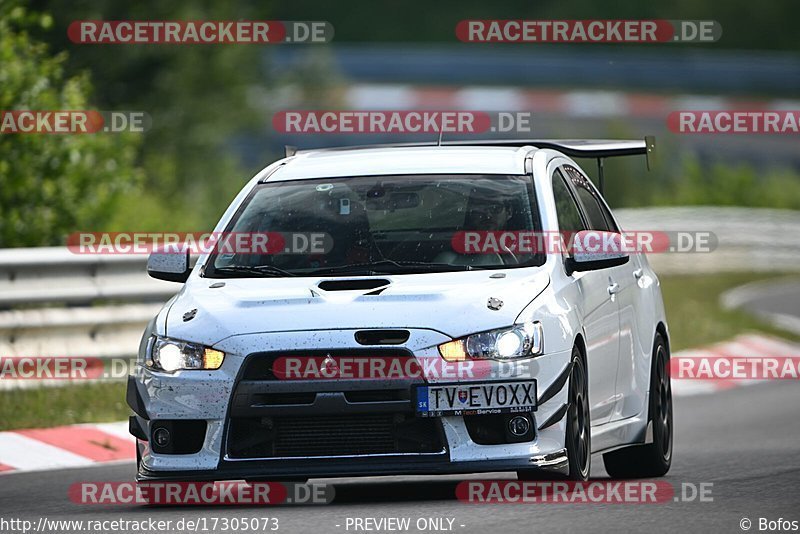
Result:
[266, 145, 536, 181]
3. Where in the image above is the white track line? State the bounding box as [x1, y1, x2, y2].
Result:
[85, 421, 136, 443]
[0, 432, 94, 471]
[671, 334, 800, 397]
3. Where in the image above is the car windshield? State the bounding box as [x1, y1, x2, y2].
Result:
[204, 174, 544, 277]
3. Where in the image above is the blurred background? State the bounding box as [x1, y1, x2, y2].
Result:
[1, 0, 799, 429]
[3, 0, 800, 243]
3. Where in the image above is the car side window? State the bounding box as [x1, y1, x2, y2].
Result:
[551, 169, 586, 234]
[563, 165, 618, 232]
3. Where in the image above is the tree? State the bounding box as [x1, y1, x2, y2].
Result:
[0, 5, 143, 247]
[32, 0, 273, 232]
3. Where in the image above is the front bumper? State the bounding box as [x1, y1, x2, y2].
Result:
[136, 449, 569, 482]
[130, 329, 573, 481]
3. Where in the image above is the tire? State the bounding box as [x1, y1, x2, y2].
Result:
[602, 333, 672, 478]
[565, 348, 591, 481]
[518, 345, 590, 481]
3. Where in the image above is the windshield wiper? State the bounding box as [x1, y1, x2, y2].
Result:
[211, 260, 490, 278]
[210, 265, 297, 278]
[305, 259, 482, 276]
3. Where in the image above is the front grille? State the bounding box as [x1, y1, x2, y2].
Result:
[343, 389, 405, 403]
[250, 392, 316, 405]
[227, 413, 444, 459]
[240, 349, 415, 381]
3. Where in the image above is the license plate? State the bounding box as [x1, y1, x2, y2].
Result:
[415, 380, 537, 417]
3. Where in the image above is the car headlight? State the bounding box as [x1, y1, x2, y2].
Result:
[145, 335, 225, 372]
[438, 321, 543, 362]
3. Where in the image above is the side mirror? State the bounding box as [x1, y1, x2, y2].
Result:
[147, 248, 191, 283]
[565, 230, 629, 275]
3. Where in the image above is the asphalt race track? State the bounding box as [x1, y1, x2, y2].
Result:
[1, 379, 798, 534]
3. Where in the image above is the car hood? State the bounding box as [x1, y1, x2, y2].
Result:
[164, 269, 550, 346]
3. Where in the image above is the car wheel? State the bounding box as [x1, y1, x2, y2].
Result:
[565, 347, 591, 481]
[517, 345, 590, 481]
[602, 333, 672, 478]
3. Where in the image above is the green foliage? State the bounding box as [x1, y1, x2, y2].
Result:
[0, 381, 127, 431]
[582, 127, 800, 211]
[604, 156, 800, 211]
[33, 0, 273, 233]
[0, 6, 143, 247]
[669, 159, 800, 209]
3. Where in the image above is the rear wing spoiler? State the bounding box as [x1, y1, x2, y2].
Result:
[445, 137, 654, 165]
[443, 137, 656, 193]
[285, 136, 656, 194]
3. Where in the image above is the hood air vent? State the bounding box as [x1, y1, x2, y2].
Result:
[355, 330, 410, 345]
[317, 279, 390, 292]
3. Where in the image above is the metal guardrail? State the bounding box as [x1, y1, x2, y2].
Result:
[0, 247, 174, 307]
[615, 207, 800, 274]
[0, 207, 798, 389]
[0, 248, 175, 389]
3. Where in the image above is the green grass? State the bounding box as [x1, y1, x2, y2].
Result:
[1, 271, 798, 431]
[0, 382, 127, 432]
[660, 272, 800, 352]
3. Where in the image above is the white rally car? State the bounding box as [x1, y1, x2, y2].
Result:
[128, 138, 672, 481]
